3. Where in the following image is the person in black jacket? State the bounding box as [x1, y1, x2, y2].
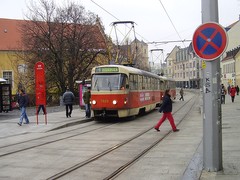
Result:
[83, 87, 91, 118]
[63, 87, 75, 118]
[17, 89, 30, 126]
[154, 89, 179, 132]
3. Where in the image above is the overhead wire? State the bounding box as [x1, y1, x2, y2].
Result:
[90, 0, 188, 49]
[89, 0, 187, 64]
[89, 0, 151, 44]
[157, 0, 187, 48]
[90, 0, 120, 21]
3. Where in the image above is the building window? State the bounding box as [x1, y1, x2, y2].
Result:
[18, 64, 28, 73]
[3, 71, 13, 86]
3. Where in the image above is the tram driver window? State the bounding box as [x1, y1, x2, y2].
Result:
[120, 74, 128, 90]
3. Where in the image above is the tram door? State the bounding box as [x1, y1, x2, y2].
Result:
[78, 80, 91, 109]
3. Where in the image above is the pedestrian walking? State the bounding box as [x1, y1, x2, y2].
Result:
[83, 87, 91, 118]
[62, 87, 75, 118]
[221, 84, 227, 104]
[17, 89, 30, 126]
[179, 88, 184, 101]
[230, 85, 236, 103]
[236, 85, 239, 95]
[154, 89, 179, 132]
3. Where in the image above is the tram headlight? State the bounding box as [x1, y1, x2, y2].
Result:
[124, 98, 128, 104]
[92, 100, 96, 105]
[112, 100, 117, 105]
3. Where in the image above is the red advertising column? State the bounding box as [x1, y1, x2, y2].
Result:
[34, 61, 47, 124]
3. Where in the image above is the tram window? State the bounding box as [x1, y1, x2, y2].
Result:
[129, 74, 138, 90]
[147, 77, 151, 90]
[133, 75, 138, 89]
[138, 75, 143, 90]
[120, 74, 128, 90]
[154, 78, 157, 90]
[129, 75, 134, 90]
[160, 80, 164, 90]
[146, 77, 149, 90]
[92, 74, 127, 91]
[143, 76, 147, 89]
[150, 78, 153, 90]
[150, 78, 154, 90]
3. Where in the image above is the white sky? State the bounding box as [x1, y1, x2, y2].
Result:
[0, 0, 240, 62]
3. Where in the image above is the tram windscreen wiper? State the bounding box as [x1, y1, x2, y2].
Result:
[94, 79, 99, 91]
[108, 81, 112, 91]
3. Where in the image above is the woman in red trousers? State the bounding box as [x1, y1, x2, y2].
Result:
[154, 89, 179, 132]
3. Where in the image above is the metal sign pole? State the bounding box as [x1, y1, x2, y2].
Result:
[202, 0, 222, 171]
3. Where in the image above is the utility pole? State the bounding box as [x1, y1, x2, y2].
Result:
[201, 0, 223, 171]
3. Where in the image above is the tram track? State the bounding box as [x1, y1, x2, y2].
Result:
[46, 93, 199, 180]
[105, 94, 200, 180]
[0, 122, 116, 157]
[0, 91, 199, 180]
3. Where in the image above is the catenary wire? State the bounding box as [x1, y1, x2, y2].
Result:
[157, 0, 187, 48]
[90, 0, 150, 44]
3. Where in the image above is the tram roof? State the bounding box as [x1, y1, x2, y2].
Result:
[92, 65, 165, 80]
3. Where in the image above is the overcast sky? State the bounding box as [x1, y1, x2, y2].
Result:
[0, 0, 239, 62]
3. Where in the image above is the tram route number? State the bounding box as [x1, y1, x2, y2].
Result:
[101, 99, 109, 103]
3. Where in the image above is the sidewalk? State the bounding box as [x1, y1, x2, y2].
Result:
[200, 94, 240, 179]
[0, 105, 90, 138]
[115, 92, 240, 180]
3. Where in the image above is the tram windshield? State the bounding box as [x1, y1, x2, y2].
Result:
[92, 74, 127, 91]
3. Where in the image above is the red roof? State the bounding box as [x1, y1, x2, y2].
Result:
[0, 18, 107, 51]
[0, 18, 24, 51]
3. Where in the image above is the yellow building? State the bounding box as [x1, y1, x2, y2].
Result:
[221, 18, 240, 87]
[0, 18, 108, 96]
[221, 47, 239, 86]
[0, 18, 26, 94]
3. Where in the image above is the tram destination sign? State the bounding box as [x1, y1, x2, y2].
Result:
[95, 67, 119, 73]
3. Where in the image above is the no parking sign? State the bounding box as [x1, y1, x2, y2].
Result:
[192, 22, 228, 61]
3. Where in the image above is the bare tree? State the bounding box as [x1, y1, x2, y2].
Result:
[20, 0, 107, 95]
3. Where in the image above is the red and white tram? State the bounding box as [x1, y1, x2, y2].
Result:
[90, 65, 176, 119]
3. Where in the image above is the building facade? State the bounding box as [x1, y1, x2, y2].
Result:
[131, 38, 149, 71]
[174, 47, 191, 88]
[221, 19, 240, 87]
[165, 46, 180, 79]
[163, 17, 240, 89]
[0, 18, 107, 95]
